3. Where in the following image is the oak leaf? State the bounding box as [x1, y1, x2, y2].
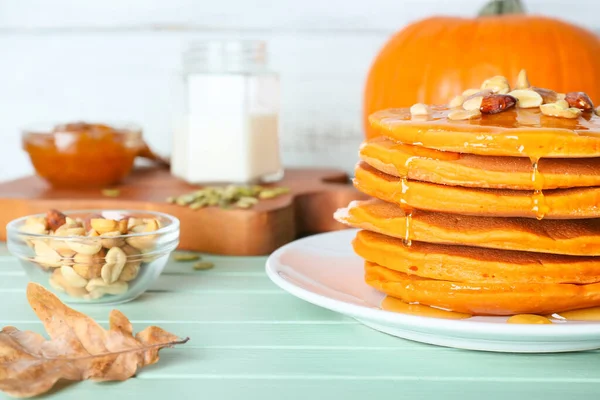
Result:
[0, 283, 189, 398]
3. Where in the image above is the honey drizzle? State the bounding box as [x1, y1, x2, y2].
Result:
[381, 296, 471, 320]
[400, 156, 416, 247]
[529, 157, 548, 220]
[507, 314, 552, 325]
[381, 297, 600, 324]
[550, 307, 600, 321]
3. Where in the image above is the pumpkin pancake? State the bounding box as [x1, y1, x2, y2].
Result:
[354, 230, 600, 284]
[335, 199, 600, 256]
[365, 262, 600, 316]
[354, 162, 600, 219]
[369, 107, 600, 158]
[361, 137, 600, 190]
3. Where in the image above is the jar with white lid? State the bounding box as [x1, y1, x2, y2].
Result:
[171, 40, 283, 184]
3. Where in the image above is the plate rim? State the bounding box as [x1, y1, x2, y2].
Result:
[266, 229, 600, 339]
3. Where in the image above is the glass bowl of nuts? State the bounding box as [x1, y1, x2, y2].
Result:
[6, 209, 180, 304]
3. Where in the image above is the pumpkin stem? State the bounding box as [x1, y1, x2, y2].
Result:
[478, 0, 525, 16]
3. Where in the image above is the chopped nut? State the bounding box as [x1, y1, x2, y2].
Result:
[462, 96, 483, 111]
[100, 230, 125, 249]
[22, 217, 48, 235]
[508, 89, 543, 108]
[33, 240, 62, 268]
[448, 95, 464, 108]
[480, 94, 517, 114]
[118, 219, 129, 234]
[119, 263, 140, 282]
[86, 279, 128, 299]
[60, 265, 89, 288]
[409, 103, 431, 117]
[515, 69, 530, 89]
[447, 109, 482, 121]
[66, 239, 102, 255]
[193, 261, 215, 271]
[462, 88, 481, 97]
[173, 252, 201, 262]
[565, 91, 594, 111]
[531, 87, 559, 104]
[540, 101, 582, 119]
[73, 262, 102, 280]
[46, 209, 67, 231]
[101, 247, 127, 284]
[481, 75, 510, 94]
[50, 269, 88, 298]
[90, 218, 119, 234]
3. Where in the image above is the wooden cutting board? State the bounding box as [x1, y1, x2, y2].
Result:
[0, 167, 367, 255]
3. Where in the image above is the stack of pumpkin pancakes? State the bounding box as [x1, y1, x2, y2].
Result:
[336, 71, 600, 320]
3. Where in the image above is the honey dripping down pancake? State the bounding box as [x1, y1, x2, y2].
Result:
[354, 161, 600, 219]
[353, 230, 600, 285]
[335, 199, 600, 256]
[360, 137, 600, 190]
[365, 262, 600, 316]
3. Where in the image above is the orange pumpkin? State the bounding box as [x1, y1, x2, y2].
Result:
[363, 0, 600, 138]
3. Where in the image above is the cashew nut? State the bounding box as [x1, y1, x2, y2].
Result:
[33, 240, 62, 268]
[100, 230, 125, 249]
[67, 239, 102, 255]
[60, 265, 89, 288]
[101, 246, 127, 284]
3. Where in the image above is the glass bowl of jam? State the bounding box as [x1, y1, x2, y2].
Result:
[22, 121, 145, 188]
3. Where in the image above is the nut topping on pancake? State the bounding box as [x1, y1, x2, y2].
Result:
[480, 94, 517, 114]
[565, 91, 594, 111]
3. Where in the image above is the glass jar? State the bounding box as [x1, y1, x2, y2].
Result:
[171, 40, 283, 184]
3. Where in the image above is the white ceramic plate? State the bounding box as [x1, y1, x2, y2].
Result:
[266, 229, 600, 353]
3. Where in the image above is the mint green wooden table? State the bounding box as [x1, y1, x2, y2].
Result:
[1, 242, 599, 399]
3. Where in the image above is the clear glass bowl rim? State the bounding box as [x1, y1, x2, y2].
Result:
[6, 209, 180, 240]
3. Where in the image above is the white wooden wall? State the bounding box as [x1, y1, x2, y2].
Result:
[0, 0, 598, 182]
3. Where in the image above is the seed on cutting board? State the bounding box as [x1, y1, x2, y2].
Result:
[190, 199, 208, 210]
[101, 189, 120, 197]
[193, 261, 214, 270]
[173, 252, 201, 262]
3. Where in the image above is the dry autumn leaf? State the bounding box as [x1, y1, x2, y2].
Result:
[0, 283, 188, 398]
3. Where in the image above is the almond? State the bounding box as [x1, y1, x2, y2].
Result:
[540, 102, 582, 119]
[448, 95, 464, 108]
[462, 88, 481, 97]
[508, 89, 543, 108]
[565, 91, 594, 111]
[515, 69, 530, 90]
[462, 96, 483, 111]
[409, 103, 431, 117]
[448, 109, 481, 121]
[480, 94, 517, 114]
[531, 87, 558, 104]
[46, 209, 67, 231]
[481, 76, 510, 94]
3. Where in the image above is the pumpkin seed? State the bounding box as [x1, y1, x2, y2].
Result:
[173, 252, 201, 262]
[193, 261, 214, 270]
[167, 185, 290, 210]
[101, 189, 120, 197]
